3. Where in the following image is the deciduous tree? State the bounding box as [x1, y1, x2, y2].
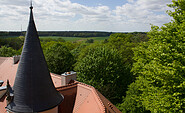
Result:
[44, 43, 75, 74]
[0, 46, 17, 57]
[74, 44, 133, 104]
[122, 0, 185, 112]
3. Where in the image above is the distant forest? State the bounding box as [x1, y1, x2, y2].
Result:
[0, 31, 146, 37]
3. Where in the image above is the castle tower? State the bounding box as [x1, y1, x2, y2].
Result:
[6, 3, 63, 113]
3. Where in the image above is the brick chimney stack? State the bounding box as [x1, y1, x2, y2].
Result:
[61, 71, 77, 86]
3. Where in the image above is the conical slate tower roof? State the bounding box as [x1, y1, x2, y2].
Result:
[6, 5, 63, 112]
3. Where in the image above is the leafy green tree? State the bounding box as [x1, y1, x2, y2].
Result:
[57, 38, 65, 42]
[122, 0, 185, 112]
[74, 44, 133, 104]
[61, 41, 80, 51]
[71, 43, 89, 58]
[0, 46, 17, 57]
[85, 39, 94, 43]
[130, 33, 149, 43]
[107, 33, 137, 65]
[117, 77, 150, 113]
[108, 33, 133, 46]
[44, 43, 75, 74]
[19, 36, 25, 43]
[0, 37, 23, 50]
[41, 41, 57, 51]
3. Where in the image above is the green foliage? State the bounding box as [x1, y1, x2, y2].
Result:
[71, 43, 89, 58]
[118, 77, 151, 113]
[19, 36, 25, 43]
[107, 33, 138, 65]
[74, 44, 133, 104]
[131, 33, 149, 43]
[109, 33, 132, 44]
[167, 0, 185, 24]
[61, 41, 80, 51]
[57, 38, 65, 42]
[0, 37, 23, 50]
[85, 39, 94, 43]
[44, 43, 75, 74]
[123, 0, 185, 112]
[0, 46, 17, 57]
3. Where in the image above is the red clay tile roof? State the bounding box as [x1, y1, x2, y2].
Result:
[57, 80, 122, 113]
[0, 57, 18, 86]
[0, 57, 62, 113]
[0, 57, 7, 65]
[0, 57, 121, 113]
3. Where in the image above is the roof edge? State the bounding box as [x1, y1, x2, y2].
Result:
[6, 93, 64, 113]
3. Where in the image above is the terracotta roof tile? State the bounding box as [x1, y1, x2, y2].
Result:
[0, 57, 121, 113]
[0, 58, 62, 88]
[0, 57, 18, 86]
[74, 83, 105, 113]
[0, 57, 63, 112]
[57, 80, 121, 113]
[0, 57, 8, 65]
[51, 73, 62, 87]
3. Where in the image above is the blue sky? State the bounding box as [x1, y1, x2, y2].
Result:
[0, 0, 172, 32]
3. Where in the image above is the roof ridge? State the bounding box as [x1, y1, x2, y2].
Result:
[56, 82, 78, 89]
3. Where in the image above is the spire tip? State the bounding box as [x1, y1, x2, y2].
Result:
[30, 0, 33, 9]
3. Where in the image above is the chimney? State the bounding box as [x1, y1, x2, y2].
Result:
[13, 55, 20, 64]
[61, 71, 77, 86]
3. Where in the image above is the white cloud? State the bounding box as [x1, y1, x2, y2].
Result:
[114, 0, 172, 27]
[136, 0, 171, 11]
[0, 0, 28, 6]
[0, 0, 173, 32]
[127, 0, 134, 3]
